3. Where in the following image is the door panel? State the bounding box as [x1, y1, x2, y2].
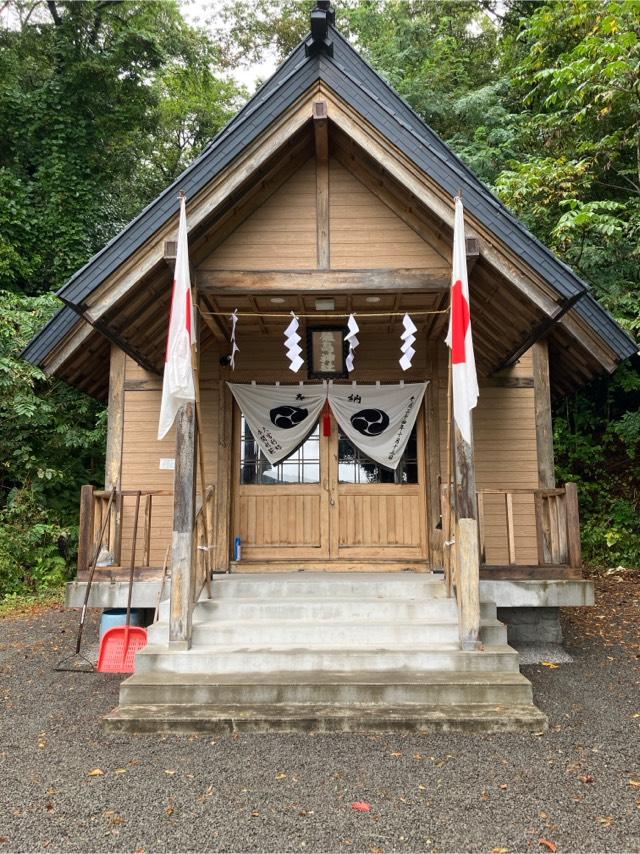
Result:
[232, 403, 427, 565]
[233, 410, 330, 559]
[329, 413, 427, 560]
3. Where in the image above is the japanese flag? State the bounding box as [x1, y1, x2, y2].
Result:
[158, 195, 196, 440]
[445, 197, 478, 444]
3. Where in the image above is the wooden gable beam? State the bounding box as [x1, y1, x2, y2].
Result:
[198, 268, 451, 293]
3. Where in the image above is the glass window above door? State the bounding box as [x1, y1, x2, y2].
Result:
[240, 416, 320, 484]
[338, 426, 418, 484]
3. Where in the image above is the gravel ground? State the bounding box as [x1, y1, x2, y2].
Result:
[1, 575, 639, 854]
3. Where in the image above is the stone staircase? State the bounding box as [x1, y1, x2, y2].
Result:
[104, 573, 548, 734]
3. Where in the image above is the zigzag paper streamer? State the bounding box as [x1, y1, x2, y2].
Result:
[230, 309, 239, 370]
[345, 313, 360, 373]
[284, 311, 304, 373]
[399, 313, 417, 371]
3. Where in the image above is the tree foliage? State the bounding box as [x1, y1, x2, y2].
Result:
[0, 0, 243, 595]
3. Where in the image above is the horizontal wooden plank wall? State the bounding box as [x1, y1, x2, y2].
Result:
[201, 159, 318, 271]
[119, 350, 220, 567]
[438, 346, 539, 565]
[330, 160, 446, 269]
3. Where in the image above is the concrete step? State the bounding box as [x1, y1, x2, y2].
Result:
[163, 597, 497, 623]
[183, 573, 451, 603]
[134, 643, 520, 675]
[146, 618, 507, 647]
[120, 669, 533, 707]
[104, 701, 548, 734]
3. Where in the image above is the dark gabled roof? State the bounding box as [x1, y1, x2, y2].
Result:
[23, 21, 636, 369]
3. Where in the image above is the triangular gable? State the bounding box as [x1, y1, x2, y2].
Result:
[23, 17, 636, 386]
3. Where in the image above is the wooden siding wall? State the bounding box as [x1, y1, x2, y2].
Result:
[438, 348, 539, 565]
[118, 350, 220, 567]
[113, 154, 543, 569]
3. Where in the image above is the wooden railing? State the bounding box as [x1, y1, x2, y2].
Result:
[77, 485, 173, 575]
[476, 483, 581, 571]
[193, 485, 216, 601]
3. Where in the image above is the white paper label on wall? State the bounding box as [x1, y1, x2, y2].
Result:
[328, 382, 428, 470]
[159, 458, 176, 470]
[228, 382, 326, 466]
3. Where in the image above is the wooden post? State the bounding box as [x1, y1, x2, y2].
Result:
[425, 343, 443, 569]
[314, 100, 330, 270]
[456, 517, 481, 650]
[533, 340, 555, 489]
[105, 345, 125, 562]
[453, 418, 481, 650]
[215, 379, 233, 571]
[169, 402, 197, 648]
[77, 484, 95, 574]
[565, 482, 582, 570]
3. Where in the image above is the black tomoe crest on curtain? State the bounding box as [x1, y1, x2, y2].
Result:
[350, 408, 390, 436]
[270, 405, 309, 429]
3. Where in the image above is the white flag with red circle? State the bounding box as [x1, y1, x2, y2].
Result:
[158, 195, 196, 440]
[445, 197, 478, 444]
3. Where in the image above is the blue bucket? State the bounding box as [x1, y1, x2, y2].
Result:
[99, 608, 143, 641]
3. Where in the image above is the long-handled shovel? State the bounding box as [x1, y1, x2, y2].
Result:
[55, 489, 116, 673]
[97, 491, 147, 673]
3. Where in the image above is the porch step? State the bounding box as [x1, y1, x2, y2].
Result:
[119, 669, 533, 707]
[107, 572, 546, 733]
[172, 573, 452, 602]
[104, 702, 548, 734]
[147, 617, 507, 647]
[158, 597, 498, 623]
[134, 643, 520, 675]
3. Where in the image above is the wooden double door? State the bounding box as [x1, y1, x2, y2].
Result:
[232, 407, 428, 568]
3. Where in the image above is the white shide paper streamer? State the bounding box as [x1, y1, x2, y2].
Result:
[230, 308, 239, 370]
[399, 313, 417, 371]
[284, 312, 304, 373]
[345, 314, 360, 373]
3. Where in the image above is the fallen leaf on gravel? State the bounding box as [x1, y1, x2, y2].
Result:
[0, 838, 8, 845]
[633, 713, 640, 718]
[418, 784, 427, 790]
[628, 779, 640, 788]
[88, 769, 104, 777]
[541, 661, 560, 669]
[369, 847, 382, 854]
[114, 768, 127, 775]
[164, 769, 176, 776]
[352, 802, 371, 812]
[579, 774, 594, 784]
[165, 805, 174, 817]
[390, 751, 402, 757]
[492, 847, 509, 853]
[251, 810, 261, 817]
[275, 772, 287, 780]
[499, 784, 508, 790]
[597, 816, 614, 827]
[539, 838, 558, 852]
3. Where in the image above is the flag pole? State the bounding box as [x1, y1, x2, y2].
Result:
[179, 191, 213, 596]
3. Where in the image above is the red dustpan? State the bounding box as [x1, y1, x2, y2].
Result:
[97, 491, 148, 673]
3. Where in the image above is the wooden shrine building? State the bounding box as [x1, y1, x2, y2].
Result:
[23, 3, 637, 733]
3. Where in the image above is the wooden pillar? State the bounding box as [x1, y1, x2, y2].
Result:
[105, 345, 126, 489]
[454, 419, 481, 650]
[533, 339, 555, 488]
[77, 484, 95, 574]
[215, 379, 233, 571]
[425, 343, 443, 568]
[105, 345, 125, 562]
[169, 402, 197, 648]
[314, 100, 330, 270]
[565, 481, 582, 570]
